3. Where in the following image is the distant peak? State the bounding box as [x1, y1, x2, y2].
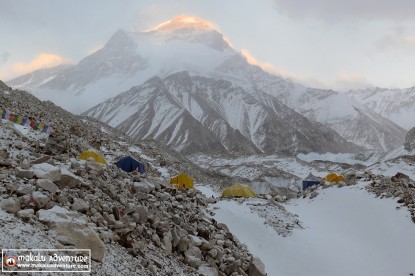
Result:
[145, 15, 215, 32]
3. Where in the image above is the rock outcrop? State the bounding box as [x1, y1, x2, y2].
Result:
[404, 127, 415, 151]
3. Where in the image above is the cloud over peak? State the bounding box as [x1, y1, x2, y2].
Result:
[0, 53, 72, 81]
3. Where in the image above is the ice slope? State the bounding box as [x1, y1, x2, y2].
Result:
[204, 183, 415, 276]
[347, 87, 415, 130]
[364, 146, 415, 180]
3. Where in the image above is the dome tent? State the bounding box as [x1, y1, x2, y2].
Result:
[324, 173, 346, 183]
[78, 149, 107, 165]
[170, 173, 194, 189]
[222, 184, 256, 198]
[115, 156, 145, 173]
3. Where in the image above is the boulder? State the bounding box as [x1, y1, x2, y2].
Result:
[132, 181, 155, 194]
[184, 245, 203, 268]
[32, 191, 50, 208]
[36, 179, 59, 193]
[30, 155, 51, 165]
[37, 205, 104, 261]
[31, 163, 61, 182]
[249, 257, 267, 276]
[198, 265, 219, 276]
[38, 205, 88, 225]
[55, 168, 82, 188]
[134, 206, 148, 224]
[17, 184, 34, 196]
[0, 197, 21, 214]
[71, 198, 89, 213]
[53, 222, 106, 262]
[85, 161, 103, 173]
[15, 168, 34, 179]
[189, 235, 203, 247]
[163, 233, 173, 254]
[17, 208, 35, 220]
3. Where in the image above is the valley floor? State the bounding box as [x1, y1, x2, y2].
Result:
[198, 182, 415, 276]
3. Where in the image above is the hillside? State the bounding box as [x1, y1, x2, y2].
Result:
[0, 81, 264, 275]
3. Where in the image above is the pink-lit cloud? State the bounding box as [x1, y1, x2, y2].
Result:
[0, 53, 72, 81]
[334, 73, 372, 91]
[241, 49, 372, 91]
[240, 49, 326, 88]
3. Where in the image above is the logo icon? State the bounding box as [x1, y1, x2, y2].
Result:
[4, 254, 17, 268]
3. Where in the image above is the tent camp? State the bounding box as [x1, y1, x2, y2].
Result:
[170, 173, 194, 189]
[324, 173, 346, 183]
[78, 149, 107, 165]
[115, 156, 145, 173]
[222, 184, 256, 198]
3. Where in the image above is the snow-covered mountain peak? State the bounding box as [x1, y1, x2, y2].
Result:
[141, 16, 231, 52]
[147, 15, 215, 33]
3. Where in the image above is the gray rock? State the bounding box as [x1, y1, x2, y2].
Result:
[163, 233, 173, 254]
[17, 208, 34, 220]
[172, 228, 181, 248]
[185, 246, 202, 260]
[0, 197, 21, 214]
[185, 255, 202, 268]
[189, 235, 203, 247]
[198, 264, 219, 276]
[32, 191, 50, 208]
[172, 214, 183, 225]
[249, 257, 267, 276]
[71, 198, 89, 213]
[133, 181, 155, 194]
[17, 184, 34, 196]
[55, 168, 82, 188]
[53, 221, 106, 262]
[134, 206, 148, 224]
[31, 163, 61, 182]
[15, 168, 34, 179]
[177, 237, 190, 252]
[30, 155, 50, 165]
[152, 233, 161, 247]
[85, 161, 104, 173]
[36, 179, 59, 193]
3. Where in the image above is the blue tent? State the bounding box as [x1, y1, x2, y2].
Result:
[115, 156, 145, 173]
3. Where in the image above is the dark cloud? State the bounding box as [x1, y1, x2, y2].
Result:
[273, 0, 415, 22]
[0, 52, 10, 63]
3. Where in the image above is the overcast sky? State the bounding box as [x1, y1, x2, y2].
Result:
[1, 0, 415, 91]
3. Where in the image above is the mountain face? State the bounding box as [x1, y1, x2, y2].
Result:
[214, 54, 406, 152]
[346, 87, 415, 130]
[7, 15, 403, 153]
[84, 71, 359, 155]
[8, 16, 236, 114]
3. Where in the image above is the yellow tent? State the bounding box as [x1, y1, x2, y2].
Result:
[222, 184, 256, 198]
[324, 173, 346, 183]
[170, 173, 194, 189]
[78, 149, 107, 165]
